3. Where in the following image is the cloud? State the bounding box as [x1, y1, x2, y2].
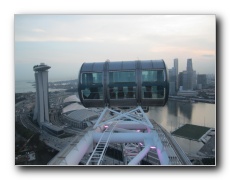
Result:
[14, 15, 216, 80]
[32, 28, 46, 33]
[202, 54, 215, 58]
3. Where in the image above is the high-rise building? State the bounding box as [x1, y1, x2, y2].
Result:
[181, 59, 197, 90]
[174, 58, 178, 91]
[192, 71, 197, 89]
[197, 74, 207, 89]
[168, 58, 179, 95]
[178, 72, 183, 89]
[187, 58, 193, 72]
[33, 63, 51, 127]
[168, 67, 176, 95]
[182, 71, 188, 90]
[186, 58, 193, 90]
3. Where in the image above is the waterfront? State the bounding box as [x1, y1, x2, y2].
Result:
[148, 100, 215, 155]
[15, 80, 216, 163]
[15, 81, 36, 93]
[15, 80, 67, 93]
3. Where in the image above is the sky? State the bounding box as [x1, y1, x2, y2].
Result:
[14, 14, 216, 82]
[1, 0, 229, 179]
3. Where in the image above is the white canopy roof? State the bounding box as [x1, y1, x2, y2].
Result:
[62, 103, 86, 114]
[63, 95, 80, 103]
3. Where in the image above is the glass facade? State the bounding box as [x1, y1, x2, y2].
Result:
[142, 86, 165, 99]
[81, 72, 102, 84]
[81, 72, 103, 100]
[109, 71, 136, 99]
[109, 71, 135, 83]
[78, 60, 169, 107]
[142, 70, 165, 99]
[142, 70, 165, 82]
[109, 86, 137, 99]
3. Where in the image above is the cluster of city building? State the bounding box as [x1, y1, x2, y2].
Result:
[168, 58, 215, 97]
[16, 60, 215, 165]
[31, 60, 215, 133]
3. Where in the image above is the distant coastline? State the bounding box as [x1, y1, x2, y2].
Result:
[15, 81, 36, 93]
[15, 79, 78, 93]
[169, 96, 215, 104]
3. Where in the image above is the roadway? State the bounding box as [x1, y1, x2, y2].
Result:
[47, 126, 92, 165]
[40, 131, 75, 151]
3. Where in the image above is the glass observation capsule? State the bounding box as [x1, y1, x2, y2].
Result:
[78, 60, 169, 108]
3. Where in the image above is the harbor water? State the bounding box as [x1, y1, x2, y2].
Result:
[15, 81, 66, 93]
[15, 81, 215, 156]
[148, 100, 216, 155]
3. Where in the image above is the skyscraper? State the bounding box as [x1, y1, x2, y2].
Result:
[197, 74, 207, 89]
[186, 58, 193, 90]
[182, 58, 196, 90]
[168, 67, 176, 95]
[187, 58, 193, 72]
[33, 63, 51, 127]
[168, 58, 179, 95]
[174, 58, 178, 91]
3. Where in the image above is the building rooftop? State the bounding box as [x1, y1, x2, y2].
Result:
[171, 124, 211, 141]
[42, 122, 64, 132]
[33, 63, 51, 71]
[66, 109, 99, 122]
[63, 95, 80, 103]
[62, 103, 86, 114]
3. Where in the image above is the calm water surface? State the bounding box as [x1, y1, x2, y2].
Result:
[147, 100, 216, 154]
[15, 80, 216, 155]
[15, 81, 66, 93]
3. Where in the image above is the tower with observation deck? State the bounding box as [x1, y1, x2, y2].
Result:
[33, 63, 51, 127]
